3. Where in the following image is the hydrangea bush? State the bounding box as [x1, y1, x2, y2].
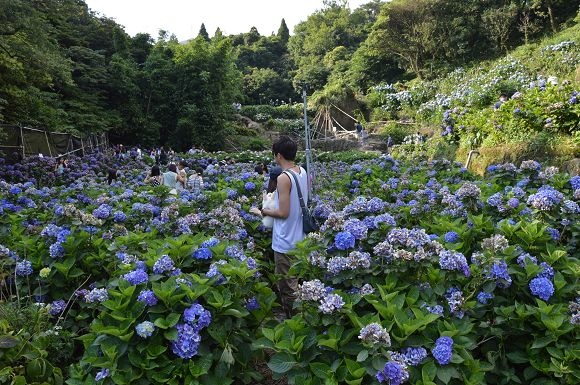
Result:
[0, 151, 578, 384]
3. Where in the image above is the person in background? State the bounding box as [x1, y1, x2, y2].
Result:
[355, 121, 363, 141]
[176, 160, 188, 191]
[162, 163, 183, 190]
[107, 168, 120, 185]
[495, 93, 508, 109]
[144, 165, 162, 186]
[266, 166, 282, 193]
[55, 157, 67, 175]
[187, 167, 204, 194]
[361, 128, 369, 145]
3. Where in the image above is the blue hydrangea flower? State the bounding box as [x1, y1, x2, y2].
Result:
[153, 255, 174, 274]
[334, 231, 355, 250]
[113, 211, 127, 223]
[432, 336, 453, 365]
[318, 293, 345, 314]
[245, 297, 260, 311]
[529, 277, 554, 301]
[84, 288, 108, 303]
[92, 204, 112, 219]
[192, 247, 213, 260]
[123, 269, 148, 285]
[137, 289, 158, 306]
[439, 250, 470, 277]
[537, 262, 554, 280]
[95, 368, 110, 381]
[244, 182, 256, 191]
[225, 245, 246, 260]
[183, 303, 212, 331]
[477, 292, 494, 304]
[507, 198, 520, 209]
[443, 231, 460, 243]
[135, 321, 155, 338]
[171, 323, 201, 359]
[49, 299, 67, 316]
[49, 242, 65, 259]
[200, 237, 220, 248]
[570, 176, 580, 190]
[375, 361, 409, 385]
[343, 219, 368, 240]
[546, 227, 560, 241]
[486, 261, 512, 288]
[15, 259, 33, 276]
[401, 347, 428, 366]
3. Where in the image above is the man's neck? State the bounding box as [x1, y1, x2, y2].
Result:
[278, 159, 295, 170]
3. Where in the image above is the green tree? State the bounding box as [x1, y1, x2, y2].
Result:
[277, 18, 290, 44]
[482, 3, 519, 53]
[172, 37, 241, 150]
[198, 23, 210, 41]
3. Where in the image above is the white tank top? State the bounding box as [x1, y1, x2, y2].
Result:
[272, 167, 308, 253]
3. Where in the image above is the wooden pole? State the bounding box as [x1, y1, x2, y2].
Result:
[45, 131, 53, 157]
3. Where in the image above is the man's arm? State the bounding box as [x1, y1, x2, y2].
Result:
[262, 173, 291, 219]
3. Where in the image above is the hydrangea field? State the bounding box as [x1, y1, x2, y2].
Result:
[0, 151, 578, 385]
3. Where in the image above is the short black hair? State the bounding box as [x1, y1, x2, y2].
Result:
[272, 135, 297, 161]
[168, 163, 177, 173]
[150, 165, 160, 176]
[195, 167, 203, 175]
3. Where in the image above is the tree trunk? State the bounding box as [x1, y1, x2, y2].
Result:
[547, 5, 556, 33]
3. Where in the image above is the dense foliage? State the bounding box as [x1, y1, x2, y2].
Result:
[0, 151, 578, 384]
[1, 0, 577, 150]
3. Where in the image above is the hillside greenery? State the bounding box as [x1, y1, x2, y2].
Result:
[0, 0, 578, 151]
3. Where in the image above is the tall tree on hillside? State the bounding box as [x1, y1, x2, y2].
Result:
[172, 37, 241, 150]
[198, 23, 210, 41]
[277, 19, 290, 44]
[367, 0, 434, 79]
[482, 3, 519, 53]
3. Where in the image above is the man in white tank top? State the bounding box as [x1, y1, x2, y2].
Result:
[260, 136, 307, 318]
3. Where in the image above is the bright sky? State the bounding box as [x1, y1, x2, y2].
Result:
[84, 0, 371, 40]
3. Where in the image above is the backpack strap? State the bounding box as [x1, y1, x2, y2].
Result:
[284, 169, 307, 210]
